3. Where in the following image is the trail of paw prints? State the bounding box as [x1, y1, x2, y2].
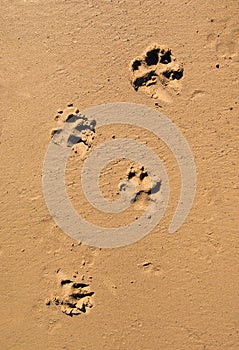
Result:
[45, 272, 94, 317]
[129, 44, 184, 103]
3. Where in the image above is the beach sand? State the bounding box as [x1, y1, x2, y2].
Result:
[0, 1, 238, 349]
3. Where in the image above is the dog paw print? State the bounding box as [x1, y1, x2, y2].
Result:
[46, 277, 94, 317]
[118, 164, 161, 210]
[206, 15, 239, 65]
[51, 104, 96, 152]
[127, 164, 161, 199]
[129, 44, 184, 103]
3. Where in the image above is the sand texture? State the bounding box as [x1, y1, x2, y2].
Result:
[0, 0, 238, 349]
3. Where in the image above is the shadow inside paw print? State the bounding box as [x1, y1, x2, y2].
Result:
[46, 278, 94, 317]
[126, 164, 161, 204]
[51, 104, 96, 150]
[129, 44, 184, 102]
[137, 261, 161, 276]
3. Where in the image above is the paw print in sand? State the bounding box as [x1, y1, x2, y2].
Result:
[129, 44, 184, 103]
[46, 277, 94, 317]
[51, 103, 95, 157]
[124, 164, 161, 210]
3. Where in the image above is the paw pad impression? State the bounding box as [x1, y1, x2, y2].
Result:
[129, 44, 184, 102]
[46, 277, 94, 317]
